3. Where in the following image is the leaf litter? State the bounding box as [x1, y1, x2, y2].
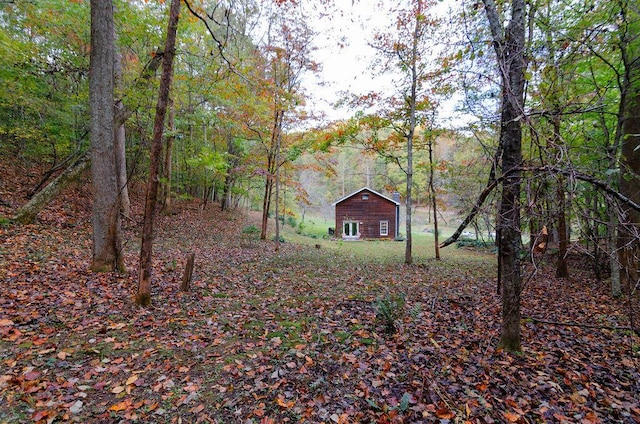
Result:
[1, 196, 639, 423]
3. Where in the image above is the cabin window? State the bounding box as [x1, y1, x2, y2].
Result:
[380, 220, 389, 236]
[361, 194, 369, 200]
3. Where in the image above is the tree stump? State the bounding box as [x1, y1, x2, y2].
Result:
[181, 253, 195, 292]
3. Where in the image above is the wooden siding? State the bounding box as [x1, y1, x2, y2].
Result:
[335, 189, 397, 239]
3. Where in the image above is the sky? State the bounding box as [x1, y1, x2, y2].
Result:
[303, 1, 395, 123]
[301, 0, 465, 126]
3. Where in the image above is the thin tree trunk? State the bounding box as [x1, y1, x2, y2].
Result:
[404, 4, 420, 266]
[221, 132, 238, 212]
[428, 131, 440, 260]
[162, 98, 175, 215]
[556, 177, 569, 278]
[136, 0, 181, 306]
[113, 23, 130, 218]
[274, 112, 282, 252]
[260, 151, 275, 240]
[554, 115, 569, 278]
[261, 177, 273, 240]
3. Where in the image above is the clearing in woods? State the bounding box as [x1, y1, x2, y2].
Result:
[0, 196, 639, 423]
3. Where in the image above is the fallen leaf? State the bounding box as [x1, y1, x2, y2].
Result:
[436, 408, 455, 419]
[31, 410, 49, 421]
[503, 411, 520, 422]
[111, 385, 125, 394]
[69, 400, 83, 414]
[109, 400, 131, 412]
[24, 371, 41, 381]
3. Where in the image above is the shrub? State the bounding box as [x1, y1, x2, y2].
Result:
[374, 293, 406, 334]
[456, 237, 492, 249]
[241, 225, 260, 235]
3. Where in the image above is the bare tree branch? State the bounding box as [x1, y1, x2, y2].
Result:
[440, 165, 640, 249]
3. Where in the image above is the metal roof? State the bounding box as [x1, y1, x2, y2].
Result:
[332, 187, 400, 206]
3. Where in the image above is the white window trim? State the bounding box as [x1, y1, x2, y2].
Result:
[380, 220, 389, 236]
[343, 221, 360, 239]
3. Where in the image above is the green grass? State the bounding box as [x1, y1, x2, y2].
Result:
[280, 218, 494, 265]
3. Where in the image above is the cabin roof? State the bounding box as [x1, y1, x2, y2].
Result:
[332, 187, 400, 206]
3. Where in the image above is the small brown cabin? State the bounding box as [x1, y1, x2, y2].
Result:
[333, 187, 400, 240]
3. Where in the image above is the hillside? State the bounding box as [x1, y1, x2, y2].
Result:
[1, 163, 639, 423]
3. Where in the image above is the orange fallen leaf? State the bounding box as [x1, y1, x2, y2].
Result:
[109, 400, 131, 412]
[435, 408, 455, 419]
[276, 397, 295, 409]
[503, 411, 521, 422]
[31, 410, 49, 421]
[190, 403, 205, 413]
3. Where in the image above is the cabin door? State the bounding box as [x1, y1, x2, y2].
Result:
[343, 221, 359, 239]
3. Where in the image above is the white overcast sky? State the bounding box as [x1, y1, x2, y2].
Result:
[301, 0, 463, 126]
[303, 0, 394, 122]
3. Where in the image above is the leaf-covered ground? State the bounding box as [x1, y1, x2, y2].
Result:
[1, 187, 639, 423]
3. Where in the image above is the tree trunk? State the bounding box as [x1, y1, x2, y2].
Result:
[162, 98, 175, 215]
[483, 0, 527, 352]
[113, 20, 130, 218]
[556, 178, 569, 278]
[181, 253, 195, 292]
[221, 132, 238, 212]
[260, 154, 275, 240]
[274, 114, 282, 252]
[428, 131, 440, 260]
[136, 0, 181, 306]
[89, 0, 124, 273]
[405, 140, 413, 265]
[554, 115, 569, 278]
[404, 5, 421, 266]
[617, 27, 640, 297]
[13, 153, 90, 224]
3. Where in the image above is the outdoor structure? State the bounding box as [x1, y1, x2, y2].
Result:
[332, 187, 400, 240]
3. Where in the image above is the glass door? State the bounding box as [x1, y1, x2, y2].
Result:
[343, 221, 359, 238]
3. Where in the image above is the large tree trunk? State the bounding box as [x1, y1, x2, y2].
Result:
[89, 0, 124, 273]
[136, 0, 181, 306]
[617, 26, 640, 300]
[13, 153, 90, 224]
[483, 0, 527, 352]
